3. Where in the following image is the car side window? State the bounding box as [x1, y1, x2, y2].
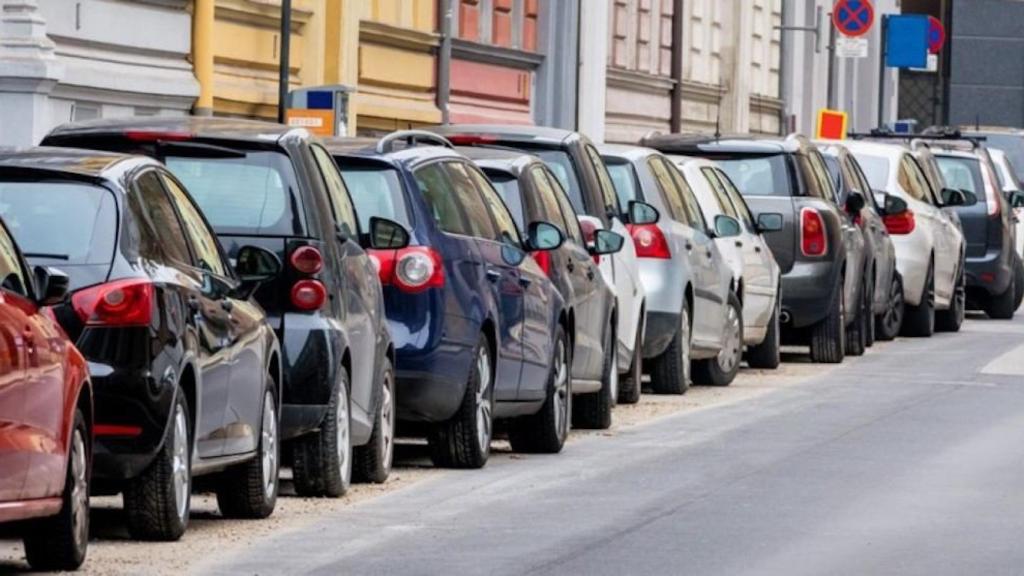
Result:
[899, 155, 930, 203]
[545, 169, 585, 244]
[701, 167, 741, 220]
[667, 164, 707, 230]
[0, 224, 28, 297]
[648, 157, 690, 224]
[529, 166, 569, 231]
[906, 156, 939, 205]
[715, 169, 756, 230]
[414, 163, 471, 236]
[808, 151, 838, 203]
[849, 157, 880, 211]
[444, 162, 499, 241]
[468, 165, 521, 247]
[311, 145, 360, 237]
[160, 173, 230, 277]
[128, 170, 192, 267]
[584, 144, 623, 219]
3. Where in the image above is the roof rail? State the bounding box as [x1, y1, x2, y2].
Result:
[376, 130, 453, 154]
[849, 127, 987, 145]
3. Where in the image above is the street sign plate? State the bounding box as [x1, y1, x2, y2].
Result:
[836, 36, 869, 58]
[833, 0, 875, 38]
[885, 15, 929, 69]
[816, 109, 849, 140]
[928, 15, 946, 54]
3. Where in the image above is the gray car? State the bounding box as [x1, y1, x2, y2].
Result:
[599, 144, 743, 391]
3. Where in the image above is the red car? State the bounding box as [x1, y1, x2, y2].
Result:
[0, 217, 92, 571]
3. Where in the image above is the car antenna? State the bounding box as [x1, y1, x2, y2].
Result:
[714, 84, 724, 140]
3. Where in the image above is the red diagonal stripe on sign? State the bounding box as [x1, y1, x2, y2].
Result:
[839, 2, 869, 29]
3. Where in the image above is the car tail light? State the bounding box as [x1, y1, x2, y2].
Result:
[983, 163, 1001, 217]
[375, 247, 444, 293]
[446, 134, 500, 146]
[883, 210, 916, 235]
[628, 224, 671, 259]
[290, 279, 327, 311]
[289, 245, 324, 275]
[123, 130, 193, 143]
[578, 219, 601, 264]
[800, 208, 828, 257]
[72, 279, 154, 327]
[95, 424, 143, 437]
[531, 250, 552, 276]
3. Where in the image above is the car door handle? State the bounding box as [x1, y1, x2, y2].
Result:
[485, 268, 502, 283]
[187, 296, 201, 312]
[567, 260, 576, 273]
[685, 242, 694, 251]
[706, 249, 713, 259]
[586, 268, 596, 281]
[734, 240, 744, 248]
[220, 299, 234, 313]
[754, 246, 762, 253]
[518, 276, 532, 289]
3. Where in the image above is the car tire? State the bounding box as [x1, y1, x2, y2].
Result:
[353, 356, 396, 484]
[810, 280, 846, 364]
[23, 408, 90, 571]
[649, 299, 691, 395]
[745, 291, 780, 370]
[936, 262, 966, 332]
[292, 370, 352, 497]
[509, 325, 571, 453]
[217, 383, 279, 518]
[1013, 253, 1024, 310]
[902, 263, 936, 337]
[985, 269, 1017, 320]
[876, 272, 904, 341]
[429, 335, 493, 468]
[864, 273, 877, 348]
[693, 291, 743, 386]
[845, 275, 869, 357]
[617, 315, 643, 405]
[573, 322, 616, 430]
[124, 389, 191, 541]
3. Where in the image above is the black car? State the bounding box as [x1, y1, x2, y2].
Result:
[45, 118, 409, 495]
[645, 134, 864, 364]
[0, 148, 282, 540]
[460, 146, 624, 423]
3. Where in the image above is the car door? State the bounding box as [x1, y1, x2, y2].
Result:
[850, 156, 895, 306]
[445, 162, 525, 402]
[160, 172, 265, 456]
[905, 155, 955, 295]
[131, 170, 233, 458]
[691, 165, 740, 343]
[0, 234, 33, 501]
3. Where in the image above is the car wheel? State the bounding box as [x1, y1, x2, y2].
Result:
[650, 299, 691, 394]
[293, 369, 352, 497]
[865, 273, 877, 348]
[573, 321, 616, 429]
[429, 335, 494, 468]
[509, 325, 571, 453]
[617, 315, 643, 405]
[876, 272, 904, 341]
[23, 408, 90, 571]
[124, 389, 191, 541]
[984, 265, 1017, 320]
[845, 275, 869, 357]
[354, 356, 396, 484]
[902, 262, 936, 337]
[1013, 253, 1024, 310]
[936, 262, 966, 332]
[693, 291, 743, 386]
[810, 280, 846, 363]
[745, 289, 781, 369]
[217, 382, 279, 518]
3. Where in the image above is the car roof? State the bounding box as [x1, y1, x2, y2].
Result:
[597, 143, 659, 162]
[842, 139, 909, 159]
[46, 116, 306, 145]
[323, 137, 467, 167]
[641, 132, 804, 155]
[429, 124, 576, 146]
[457, 145, 541, 178]
[0, 147, 145, 181]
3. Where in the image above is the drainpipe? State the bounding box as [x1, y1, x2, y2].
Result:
[437, 0, 454, 125]
[193, 0, 214, 116]
[278, 0, 292, 124]
[669, 0, 684, 133]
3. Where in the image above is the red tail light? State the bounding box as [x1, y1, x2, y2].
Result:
[72, 279, 154, 327]
[446, 134, 499, 145]
[290, 280, 327, 311]
[374, 247, 444, 293]
[628, 224, 671, 259]
[883, 209, 916, 235]
[290, 245, 324, 275]
[123, 130, 193, 143]
[800, 208, 828, 257]
[95, 424, 143, 437]
[531, 250, 552, 276]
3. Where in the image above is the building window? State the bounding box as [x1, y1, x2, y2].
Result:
[458, 0, 538, 51]
[71, 102, 100, 122]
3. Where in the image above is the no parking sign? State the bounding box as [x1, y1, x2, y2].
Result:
[833, 0, 875, 37]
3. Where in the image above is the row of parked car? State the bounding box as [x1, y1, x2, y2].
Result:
[1, 116, 1018, 571]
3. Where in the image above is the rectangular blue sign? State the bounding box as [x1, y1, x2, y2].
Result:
[885, 15, 929, 69]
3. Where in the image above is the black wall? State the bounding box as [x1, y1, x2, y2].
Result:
[949, 0, 1024, 128]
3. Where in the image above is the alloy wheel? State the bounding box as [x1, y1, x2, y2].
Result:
[70, 428, 88, 551]
[717, 302, 743, 373]
[680, 304, 692, 385]
[171, 404, 189, 522]
[475, 346, 493, 452]
[337, 383, 352, 487]
[381, 372, 395, 472]
[261, 392, 278, 500]
[553, 337, 570, 442]
[885, 277, 904, 335]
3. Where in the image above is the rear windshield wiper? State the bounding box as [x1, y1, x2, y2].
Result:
[24, 252, 69, 260]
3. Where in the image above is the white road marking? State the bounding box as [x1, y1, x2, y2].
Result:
[981, 341, 1024, 376]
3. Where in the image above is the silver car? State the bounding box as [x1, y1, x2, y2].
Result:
[600, 145, 743, 391]
[676, 157, 783, 369]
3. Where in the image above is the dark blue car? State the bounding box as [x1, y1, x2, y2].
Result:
[328, 132, 590, 467]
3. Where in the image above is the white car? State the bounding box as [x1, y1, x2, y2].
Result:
[846, 140, 967, 336]
[676, 157, 782, 368]
[988, 148, 1024, 258]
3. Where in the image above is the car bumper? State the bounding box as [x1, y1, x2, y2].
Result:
[742, 285, 775, 345]
[892, 234, 931, 306]
[780, 260, 840, 329]
[278, 313, 345, 440]
[642, 311, 681, 359]
[638, 258, 686, 358]
[391, 312, 477, 423]
[965, 247, 1013, 297]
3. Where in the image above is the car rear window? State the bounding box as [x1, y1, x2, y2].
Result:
[164, 151, 300, 236]
[338, 165, 411, 230]
[714, 154, 792, 197]
[533, 150, 585, 212]
[852, 153, 891, 190]
[936, 156, 986, 202]
[605, 161, 640, 209]
[0, 180, 117, 267]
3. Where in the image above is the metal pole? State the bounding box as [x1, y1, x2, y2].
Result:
[826, 14, 836, 109]
[876, 14, 887, 128]
[437, 0, 453, 125]
[278, 0, 292, 124]
[669, 0, 684, 133]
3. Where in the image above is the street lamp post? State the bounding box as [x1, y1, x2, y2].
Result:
[278, 0, 292, 124]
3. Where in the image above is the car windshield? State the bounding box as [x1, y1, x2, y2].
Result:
[714, 154, 791, 197]
[164, 151, 300, 236]
[533, 149, 585, 212]
[338, 165, 411, 229]
[605, 161, 640, 209]
[0, 180, 117, 267]
[936, 156, 986, 202]
[486, 172, 526, 231]
[852, 153, 891, 190]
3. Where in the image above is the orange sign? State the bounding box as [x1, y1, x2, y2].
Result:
[816, 108, 849, 140]
[286, 109, 335, 137]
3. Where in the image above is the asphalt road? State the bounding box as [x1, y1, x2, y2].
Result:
[195, 315, 1024, 575]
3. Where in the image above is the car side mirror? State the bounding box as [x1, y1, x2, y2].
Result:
[628, 200, 660, 225]
[883, 194, 909, 216]
[34, 266, 69, 306]
[940, 188, 970, 207]
[756, 212, 784, 233]
[712, 214, 742, 238]
[872, 189, 888, 209]
[366, 217, 411, 250]
[845, 190, 867, 214]
[233, 245, 282, 299]
[526, 221, 565, 252]
[1008, 190, 1024, 208]
[589, 229, 625, 256]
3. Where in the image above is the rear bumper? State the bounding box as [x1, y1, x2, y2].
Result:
[278, 313, 346, 440]
[638, 258, 686, 359]
[965, 247, 1013, 298]
[780, 260, 840, 329]
[642, 311, 680, 359]
[892, 234, 931, 306]
[391, 313, 476, 423]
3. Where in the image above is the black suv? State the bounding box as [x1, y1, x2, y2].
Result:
[0, 148, 282, 540]
[45, 118, 410, 495]
[645, 134, 865, 364]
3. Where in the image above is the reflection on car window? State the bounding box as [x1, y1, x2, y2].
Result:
[715, 169, 756, 230]
[339, 166, 411, 230]
[585, 145, 622, 219]
[487, 173, 526, 231]
[701, 167, 741, 219]
[311, 145, 359, 237]
[936, 156, 985, 200]
[649, 158, 690, 224]
[130, 171, 191, 266]
[668, 164, 706, 229]
[605, 161, 640, 209]
[545, 169, 585, 244]
[470, 166, 521, 247]
[536, 150, 585, 213]
[414, 162, 470, 236]
[445, 163, 498, 241]
[716, 154, 791, 197]
[161, 174, 230, 277]
[0, 224, 27, 297]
